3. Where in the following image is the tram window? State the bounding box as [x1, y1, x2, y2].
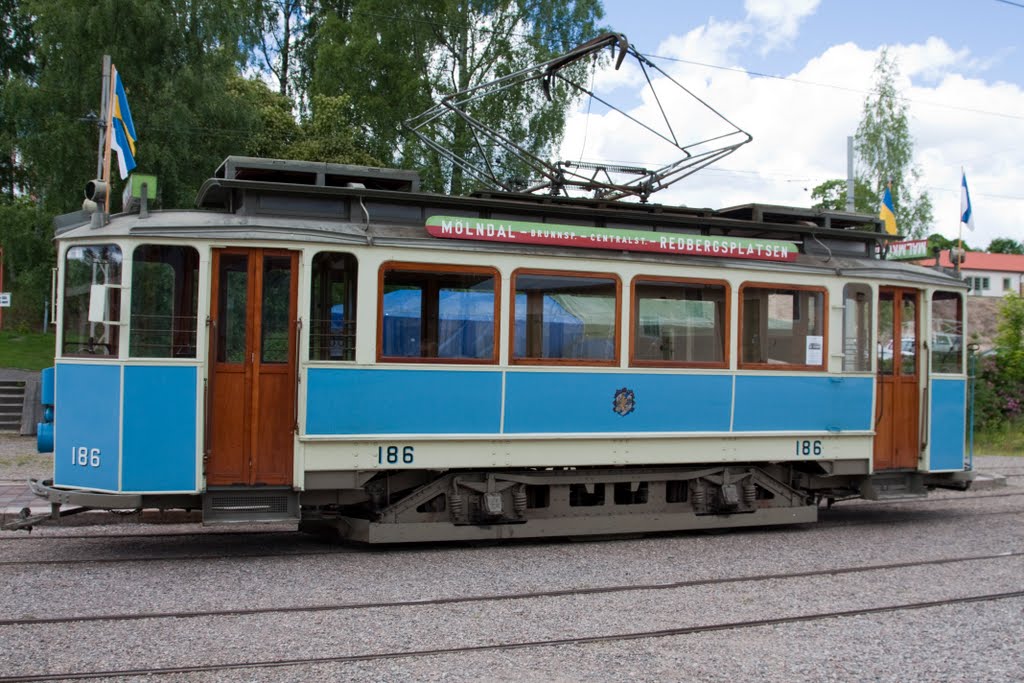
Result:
[310, 252, 358, 361]
[841, 284, 872, 372]
[129, 245, 199, 358]
[379, 264, 498, 362]
[513, 270, 619, 364]
[631, 278, 728, 366]
[740, 285, 826, 369]
[62, 244, 122, 357]
[931, 291, 963, 373]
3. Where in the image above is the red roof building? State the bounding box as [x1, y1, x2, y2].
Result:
[916, 251, 1024, 297]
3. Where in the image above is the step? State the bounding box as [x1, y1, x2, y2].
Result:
[202, 488, 300, 525]
[860, 473, 927, 500]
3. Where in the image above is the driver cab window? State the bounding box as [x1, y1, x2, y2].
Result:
[62, 244, 122, 357]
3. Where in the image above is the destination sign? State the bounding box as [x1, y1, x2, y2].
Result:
[886, 239, 929, 260]
[426, 216, 799, 262]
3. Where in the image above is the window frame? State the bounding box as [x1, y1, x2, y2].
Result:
[129, 243, 200, 360]
[510, 267, 622, 367]
[738, 281, 828, 371]
[376, 261, 500, 365]
[308, 250, 358, 362]
[840, 282, 872, 373]
[628, 275, 730, 369]
[61, 243, 123, 358]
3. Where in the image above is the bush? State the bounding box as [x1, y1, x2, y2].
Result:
[973, 293, 1024, 431]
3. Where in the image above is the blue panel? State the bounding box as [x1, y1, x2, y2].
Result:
[306, 369, 502, 434]
[53, 364, 121, 491]
[930, 379, 966, 471]
[122, 366, 198, 491]
[504, 372, 732, 433]
[733, 376, 873, 432]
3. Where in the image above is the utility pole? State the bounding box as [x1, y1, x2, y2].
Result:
[846, 136, 855, 212]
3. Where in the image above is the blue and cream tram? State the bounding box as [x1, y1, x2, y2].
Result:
[27, 156, 973, 541]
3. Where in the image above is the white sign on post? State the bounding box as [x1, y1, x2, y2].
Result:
[0, 292, 11, 307]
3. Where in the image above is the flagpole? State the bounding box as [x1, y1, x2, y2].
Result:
[101, 62, 117, 215]
[956, 166, 964, 277]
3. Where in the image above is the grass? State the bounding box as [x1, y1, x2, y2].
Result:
[974, 420, 1024, 456]
[0, 330, 56, 371]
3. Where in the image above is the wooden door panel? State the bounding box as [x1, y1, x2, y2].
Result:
[253, 370, 294, 484]
[207, 249, 297, 487]
[874, 287, 920, 471]
[207, 367, 248, 484]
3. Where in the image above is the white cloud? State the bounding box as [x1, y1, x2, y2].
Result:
[744, 0, 821, 53]
[559, 32, 1024, 247]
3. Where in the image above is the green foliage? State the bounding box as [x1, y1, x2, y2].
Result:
[809, 178, 878, 214]
[0, 0, 36, 198]
[987, 237, 1024, 255]
[973, 294, 1024, 431]
[0, 197, 54, 330]
[11, 0, 278, 212]
[302, 0, 604, 193]
[927, 233, 971, 253]
[286, 94, 379, 166]
[854, 49, 933, 239]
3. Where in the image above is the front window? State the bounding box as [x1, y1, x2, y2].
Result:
[513, 270, 619, 364]
[130, 245, 199, 358]
[740, 284, 826, 369]
[62, 244, 122, 357]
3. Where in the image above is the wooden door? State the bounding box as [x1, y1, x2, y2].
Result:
[207, 249, 298, 486]
[874, 287, 920, 470]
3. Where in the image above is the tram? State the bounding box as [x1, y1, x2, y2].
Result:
[23, 155, 972, 541]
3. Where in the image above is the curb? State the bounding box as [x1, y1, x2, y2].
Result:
[970, 473, 1008, 490]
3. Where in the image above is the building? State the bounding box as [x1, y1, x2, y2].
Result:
[917, 251, 1024, 298]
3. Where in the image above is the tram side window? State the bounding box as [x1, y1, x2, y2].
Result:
[513, 271, 619, 364]
[841, 284, 872, 372]
[740, 285, 826, 369]
[932, 291, 963, 373]
[631, 278, 727, 366]
[130, 245, 199, 358]
[310, 252, 358, 361]
[62, 245, 122, 357]
[379, 264, 498, 362]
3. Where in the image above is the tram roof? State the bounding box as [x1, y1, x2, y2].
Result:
[192, 157, 895, 249]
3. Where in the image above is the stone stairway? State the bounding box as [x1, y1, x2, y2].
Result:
[0, 380, 25, 432]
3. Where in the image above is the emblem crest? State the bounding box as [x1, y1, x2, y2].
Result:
[612, 387, 635, 416]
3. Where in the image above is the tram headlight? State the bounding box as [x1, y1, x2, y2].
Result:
[84, 179, 107, 204]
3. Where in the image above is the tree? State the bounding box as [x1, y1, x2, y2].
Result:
[301, 0, 604, 193]
[11, 0, 274, 213]
[988, 237, 1024, 255]
[0, 198, 54, 329]
[854, 49, 933, 238]
[0, 0, 36, 199]
[809, 178, 877, 214]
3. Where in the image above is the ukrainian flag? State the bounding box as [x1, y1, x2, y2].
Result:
[879, 183, 897, 235]
[110, 67, 137, 179]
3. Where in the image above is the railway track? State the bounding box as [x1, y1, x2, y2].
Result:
[1, 588, 1021, 682]
[2, 550, 1020, 629]
[0, 491, 1021, 566]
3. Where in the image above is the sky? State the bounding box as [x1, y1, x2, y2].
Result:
[559, 0, 1024, 248]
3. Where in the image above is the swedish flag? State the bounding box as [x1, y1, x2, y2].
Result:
[879, 183, 897, 235]
[110, 67, 137, 179]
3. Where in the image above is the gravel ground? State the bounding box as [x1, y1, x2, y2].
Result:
[0, 432, 50, 481]
[1, 436, 1021, 681]
[1, 472, 1022, 681]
